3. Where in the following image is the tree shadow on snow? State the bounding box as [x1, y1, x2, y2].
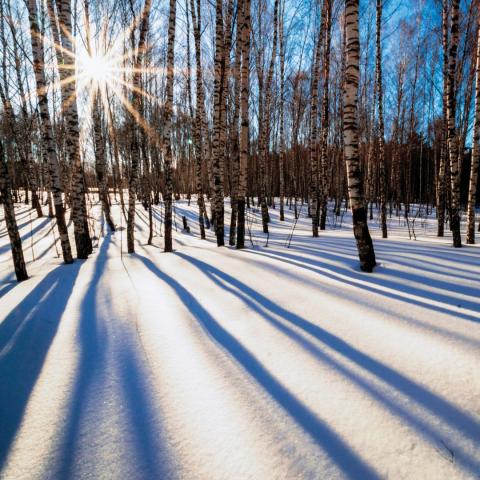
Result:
[248, 255, 479, 350]
[54, 235, 170, 479]
[0, 280, 18, 301]
[297, 237, 480, 275]
[135, 253, 381, 480]
[0, 259, 82, 470]
[246, 244, 480, 324]
[177, 253, 480, 477]
[0, 217, 51, 256]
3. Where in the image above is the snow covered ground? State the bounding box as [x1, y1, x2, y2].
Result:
[0, 196, 479, 479]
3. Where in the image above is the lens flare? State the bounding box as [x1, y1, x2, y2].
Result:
[78, 52, 112, 87]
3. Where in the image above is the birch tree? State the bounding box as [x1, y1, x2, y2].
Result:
[343, 0, 376, 272]
[163, 0, 176, 252]
[127, 0, 151, 253]
[278, 0, 286, 222]
[309, 18, 322, 237]
[0, 139, 28, 281]
[466, 14, 480, 244]
[437, 0, 449, 237]
[446, 0, 462, 248]
[236, 0, 251, 249]
[27, 0, 73, 264]
[257, 0, 279, 235]
[319, 0, 332, 231]
[212, 0, 227, 246]
[190, 0, 208, 240]
[375, 0, 387, 238]
[56, 0, 92, 258]
[229, 1, 243, 245]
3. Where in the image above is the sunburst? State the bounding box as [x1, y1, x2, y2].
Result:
[78, 51, 113, 89]
[25, 3, 163, 147]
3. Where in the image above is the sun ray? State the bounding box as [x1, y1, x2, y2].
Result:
[18, 2, 171, 151]
[79, 83, 99, 148]
[35, 31, 78, 62]
[21, 72, 79, 106]
[115, 77, 161, 104]
[108, 81, 159, 144]
[61, 88, 80, 113]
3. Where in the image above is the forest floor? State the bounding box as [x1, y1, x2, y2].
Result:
[0, 196, 479, 480]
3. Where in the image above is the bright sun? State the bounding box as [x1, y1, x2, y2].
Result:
[79, 53, 111, 86]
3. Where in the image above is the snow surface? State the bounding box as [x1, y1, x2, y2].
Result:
[0, 197, 479, 479]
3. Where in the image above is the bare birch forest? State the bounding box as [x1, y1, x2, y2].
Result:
[0, 0, 479, 274]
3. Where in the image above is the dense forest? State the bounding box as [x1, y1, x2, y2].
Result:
[1, 0, 479, 277]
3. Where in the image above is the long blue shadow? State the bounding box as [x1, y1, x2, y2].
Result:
[0, 281, 18, 301]
[135, 253, 380, 480]
[0, 261, 81, 470]
[278, 240, 480, 305]
[0, 211, 51, 238]
[178, 253, 480, 476]
[118, 348, 171, 478]
[55, 235, 167, 478]
[301, 237, 480, 273]
[247, 248, 480, 324]
[0, 218, 50, 255]
[178, 254, 480, 446]
[54, 235, 110, 478]
[302, 234, 480, 273]
[244, 253, 480, 350]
